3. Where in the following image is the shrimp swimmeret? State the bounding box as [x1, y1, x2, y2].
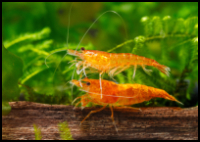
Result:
[68, 48, 170, 99]
[71, 78, 182, 132]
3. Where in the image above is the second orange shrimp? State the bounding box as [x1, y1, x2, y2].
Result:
[71, 78, 182, 132]
[68, 48, 170, 98]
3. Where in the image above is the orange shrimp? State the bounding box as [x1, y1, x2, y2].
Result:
[68, 48, 170, 98]
[71, 78, 182, 132]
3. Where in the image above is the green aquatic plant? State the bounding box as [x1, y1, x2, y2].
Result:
[2, 43, 23, 115]
[111, 16, 198, 107]
[33, 124, 42, 140]
[58, 121, 73, 140]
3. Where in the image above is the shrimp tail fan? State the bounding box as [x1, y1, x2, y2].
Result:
[156, 64, 171, 76]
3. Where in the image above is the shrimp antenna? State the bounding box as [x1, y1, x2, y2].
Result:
[45, 2, 74, 89]
[70, 67, 76, 101]
[79, 89, 140, 99]
[66, 2, 73, 49]
[71, 9, 128, 99]
[75, 10, 128, 51]
[45, 2, 74, 68]
[45, 49, 67, 68]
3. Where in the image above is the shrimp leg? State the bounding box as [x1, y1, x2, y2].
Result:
[132, 65, 137, 79]
[71, 96, 82, 105]
[99, 71, 104, 99]
[113, 65, 130, 76]
[108, 66, 129, 82]
[76, 62, 88, 77]
[108, 66, 121, 78]
[114, 106, 142, 112]
[76, 62, 89, 87]
[110, 106, 118, 132]
[76, 61, 83, 74]
[72, 95, 91, 110]
[82, 63, 89, 77]
[80, 105, 106, 125]
[73, 101, 81, 110]
[72, 96, 82, 110]
[142, 65, 152, 75]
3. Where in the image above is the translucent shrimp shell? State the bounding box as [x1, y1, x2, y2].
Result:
[68, 49, 170, 76]
[71, 78, 183, 106]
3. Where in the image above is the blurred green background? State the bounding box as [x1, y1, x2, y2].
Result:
[2, 2, 198, 112]
[2, 2, 198, 49]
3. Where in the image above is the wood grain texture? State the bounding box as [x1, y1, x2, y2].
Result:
[2, 101, 198, 140]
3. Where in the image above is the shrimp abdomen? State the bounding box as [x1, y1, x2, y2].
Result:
[151, 88, 183, 105]
[109, 53, 170, 75]
[115, 84, 182, 106]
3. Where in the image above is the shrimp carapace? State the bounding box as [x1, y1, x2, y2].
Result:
[71, 78, 183, 130]
[71, 78, 182, 106]
[68, 49, 170, 99]
[67, 49, 170, 76]
[71, 79, 119, 105]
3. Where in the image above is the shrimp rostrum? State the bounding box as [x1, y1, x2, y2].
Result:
[68, 48, 170, 98]
[71, 78, 182, 132]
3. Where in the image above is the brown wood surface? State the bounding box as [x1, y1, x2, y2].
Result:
[2, 101, 198, 140]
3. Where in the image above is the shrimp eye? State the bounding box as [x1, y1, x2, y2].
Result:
[81, 47, 85, 51]
[86, 82, 90, 86]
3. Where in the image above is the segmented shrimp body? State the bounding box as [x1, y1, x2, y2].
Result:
[115, 83, 182, 106]
[71, 78, 182, 131]
[68, 49, 170, 77]
[72, 78, 182, 106]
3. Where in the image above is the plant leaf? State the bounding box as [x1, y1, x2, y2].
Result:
[2, 102, 11, 116]
[2, 43, 23, 115]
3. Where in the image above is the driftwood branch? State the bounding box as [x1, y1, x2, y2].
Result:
[2, 101, 198, 140]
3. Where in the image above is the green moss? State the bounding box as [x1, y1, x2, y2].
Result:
[58, 121, 73, 140]
[33, 124, 42, 140]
